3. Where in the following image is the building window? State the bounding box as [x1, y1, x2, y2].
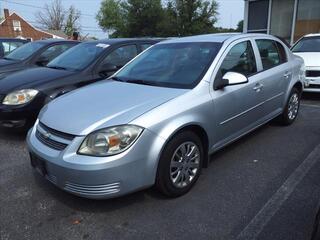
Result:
[247, 0, 269, 33]
[294, 0, 320, 42]
[12, 20, 21, 32]
[270, 0, 295, 44]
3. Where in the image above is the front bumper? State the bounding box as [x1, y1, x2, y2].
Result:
[0, 101, 41, 128]
[303, 69, 320, 92]
[26, 123, 165, 199]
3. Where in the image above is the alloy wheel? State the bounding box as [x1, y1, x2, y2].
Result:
[288, 93, 299, 120]
[169, 141, 200, 188]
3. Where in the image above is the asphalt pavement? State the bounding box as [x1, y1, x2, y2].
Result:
[1, 93, 320, 240]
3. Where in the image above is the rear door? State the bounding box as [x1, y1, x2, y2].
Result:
[253, 39, 291, 117]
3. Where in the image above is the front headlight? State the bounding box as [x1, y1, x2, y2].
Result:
[3, 89, 39, 105]
[78, 125, 143, 157]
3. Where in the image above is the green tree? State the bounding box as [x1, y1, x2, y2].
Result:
[236, 20, 243, 32]
[125, 0, 164, 37]
[170, 0, 219, 36]
[96, 0, 219, 37]
[64, 6, 81, 37]
[96, 0, 127, 37]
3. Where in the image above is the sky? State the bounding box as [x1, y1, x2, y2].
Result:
[0, 0, 244, 39]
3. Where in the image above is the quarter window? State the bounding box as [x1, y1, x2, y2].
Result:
[217, 41, 257, 78]
[256, 40, 282, 70]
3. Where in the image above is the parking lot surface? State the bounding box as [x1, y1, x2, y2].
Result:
[1, 93, 320, 240]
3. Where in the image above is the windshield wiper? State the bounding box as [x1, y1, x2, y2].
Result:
[2, 57, 14, 61]
[109, 76, 126, 82]
[125, 79, 157, 86]
[47, 65, 67, 70]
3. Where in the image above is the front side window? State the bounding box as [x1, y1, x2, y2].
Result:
[115, 42, 222, 89]
[291, 37, 320, 53]
[217, 41, 257, 79]
[101, 45, 138, 68]
[38, 44, 75, 62]
[256, 39, 281, 70]
[5, 41, 45, 61]
[47, 42, 106, 71]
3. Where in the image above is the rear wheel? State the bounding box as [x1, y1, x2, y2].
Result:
[277, 87, 301, 125]
[156, 131, 203, 197]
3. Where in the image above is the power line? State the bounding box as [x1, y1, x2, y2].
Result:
[0, 0, 95, 17]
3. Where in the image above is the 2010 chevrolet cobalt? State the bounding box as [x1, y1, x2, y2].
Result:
[27, 33, 305, 199]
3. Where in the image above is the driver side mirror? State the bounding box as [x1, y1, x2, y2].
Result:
[99, 63, 120, 77]
[36, 56, 49, 66]
[215, 72, 248, 90]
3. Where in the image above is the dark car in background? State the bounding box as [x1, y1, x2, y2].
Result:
[0, 38, 28, 58]
[0, 39, 79, 74]
[0, 38, 159, 129]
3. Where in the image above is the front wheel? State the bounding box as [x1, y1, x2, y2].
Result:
[156, 131, 203, 198]
[277, 88, 301, 125]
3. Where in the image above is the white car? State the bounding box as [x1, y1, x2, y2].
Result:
[292, 33, 320, 92]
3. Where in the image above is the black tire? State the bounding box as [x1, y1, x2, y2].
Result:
[277, 87, 301, 125]
[156, 131, 203, 198]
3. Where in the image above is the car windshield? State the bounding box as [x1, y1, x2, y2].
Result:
[5, 41, 45, 61]
[47, 42, 107, 71]
[115, 42, 222, 89]
[291, 37, 320, 52]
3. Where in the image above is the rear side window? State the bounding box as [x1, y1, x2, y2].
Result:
[275, 41, 287, 63]
[217, 41, 257, 78]
[256, 39, 282, 70]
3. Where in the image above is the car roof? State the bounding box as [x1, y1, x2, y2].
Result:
[34, 39, 79, 44]
[83, 38, 161, 45]
[0, 38, 28, 42]
[303, 33, 320, 38]
[159, 33, 281, 44]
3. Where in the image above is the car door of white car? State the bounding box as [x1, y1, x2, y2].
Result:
[210, 39, 266, 150]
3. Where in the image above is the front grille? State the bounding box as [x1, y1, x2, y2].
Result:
[36, 130, 68, 150]
[38, 122, 75, 141]
[306, 70, 320, 78]
[306, 84, 320, 89]
[36, 122, 76, 151]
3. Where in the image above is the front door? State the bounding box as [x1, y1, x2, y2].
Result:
[211, 39, 265, 149]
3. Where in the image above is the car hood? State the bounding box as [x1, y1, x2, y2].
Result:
[40, 81, 188, 135]
[293, 52, 320, 67]
[0, 58, 18, 67]
[0, 67, 74, 94]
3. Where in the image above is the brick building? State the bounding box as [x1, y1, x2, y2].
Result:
[0, 9, 65, 40]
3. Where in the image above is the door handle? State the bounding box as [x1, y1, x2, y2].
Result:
[284, 71, 291, 79]
[253, 83, 264, 92]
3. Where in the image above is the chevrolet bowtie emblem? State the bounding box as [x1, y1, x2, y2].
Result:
[43, 132, 51, 139]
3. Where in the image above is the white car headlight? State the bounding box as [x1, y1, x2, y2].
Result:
[3, 89, 39, 105]
[78, 125, 143, 157]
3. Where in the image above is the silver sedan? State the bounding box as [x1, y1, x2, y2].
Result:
[27, 33, 305, 199]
